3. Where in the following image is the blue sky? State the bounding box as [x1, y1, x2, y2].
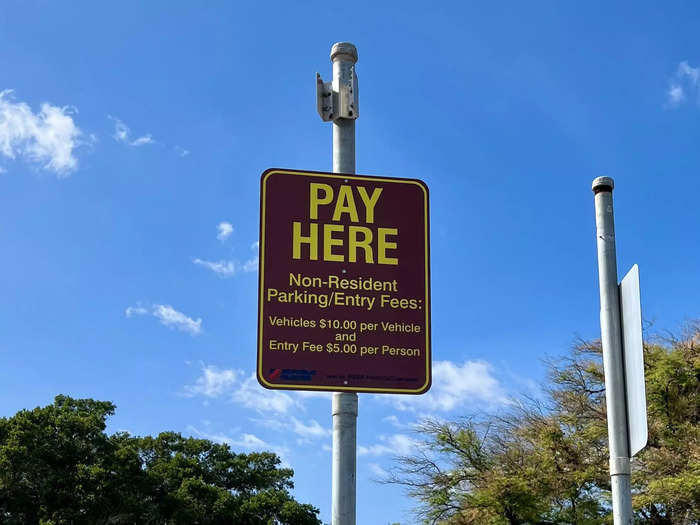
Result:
[1, 2, 699, 523]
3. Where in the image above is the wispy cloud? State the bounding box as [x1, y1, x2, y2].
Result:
[232, 374, 300, 414]
[187, 425, 288, 459]
[109, 116, 154, 146]
[294, 389, 332, 400]
[152, 304, 201, 335]
[667, 84, 685, 106]
[193, 258, 237, 277]
[184, 364, 240, 397]
[125, 303, 202, 336]
[242, 255, 258, 272]
[195, 229, 258, 277]
[0, 90, 85, 175]
[184, 367, 302, 415]
[125, 305, 148, 317]
[358, 434, 418, 457]
[380, 359, 508, 413]
[244, 241, 259, 272]
[666, 61, 700, 108]
[174, 145, 190, 157]
[217, 221, 233, 241]
[193, 255, 258, 277]
[382, 415, 409, 429]
[368, 463, 388, 477]
[290, 417, 330, 439]
[252, 415, 331, 441]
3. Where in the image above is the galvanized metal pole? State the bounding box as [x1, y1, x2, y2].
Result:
[592, 176, 633, 525]
[331, 42, 358, 525]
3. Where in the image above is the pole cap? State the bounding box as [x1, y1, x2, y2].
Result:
[592, 176, 614, 194]
[331, 42, 358, 64]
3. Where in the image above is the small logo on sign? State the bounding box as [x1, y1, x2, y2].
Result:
[269, 368, 317, 382]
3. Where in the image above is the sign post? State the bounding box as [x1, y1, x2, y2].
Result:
[258, 43, 431, 525]
[328, 43, 358, 525]
[592, 176, 634, 525]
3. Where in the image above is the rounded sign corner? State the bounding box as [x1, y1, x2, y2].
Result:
[408, 178, 429, 198]
[416, 376, 432, 395]
[256, 368, 276, 390]
[260, 168, 283, 186]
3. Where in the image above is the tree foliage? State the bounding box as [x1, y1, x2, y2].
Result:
[0, 395, 321, 525]
[387, 324, 700, 525]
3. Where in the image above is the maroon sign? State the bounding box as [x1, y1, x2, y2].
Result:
[257, 168, 431, 394]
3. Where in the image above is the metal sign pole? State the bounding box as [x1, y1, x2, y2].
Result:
[330, 42, 358, 525]
[592, 176, 633, 525]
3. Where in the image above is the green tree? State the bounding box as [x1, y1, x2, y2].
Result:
[0, 395, 321, 525]
[387, 324, 699, 525]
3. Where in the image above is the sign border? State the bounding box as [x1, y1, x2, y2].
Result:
[257, 167, 432, 394]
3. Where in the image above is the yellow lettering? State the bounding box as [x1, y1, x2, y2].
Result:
[357, 187, 382, 223]
[323, 224, 344, 262]
[331, 185, 359, 222]
[310, 183, 333, 220]
[377, 227, 398, 265]
[292, 222, 318, 260]
[348, 226, 374, 263]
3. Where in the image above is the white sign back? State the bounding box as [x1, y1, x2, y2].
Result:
[619, 264, 647, 456]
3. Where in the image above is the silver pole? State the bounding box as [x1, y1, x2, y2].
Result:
[330, 42, 358, 525]
[592, 176, 633, 525]
[332, 391, 358, 525]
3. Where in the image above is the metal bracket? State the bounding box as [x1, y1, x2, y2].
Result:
[316, 66, 359, 122]
[316, 73, 334, 121]
[609, 456, 631, 476]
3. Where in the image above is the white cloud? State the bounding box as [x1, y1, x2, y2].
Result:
[667, 84, 685, 106]
[217, 221, 233, 241]
[232, 374, 300, 414]
[0, 166, 6, 174]
[234, 432, 269, 449]
[381, 360, 508, 413]
[125, 303, 202, 336]
[125, 305, 148, 317]
[174, 145, 190, 157]
[368, 463, 388, 477]
[183, 367, 303, 415]
[184, 365, 240, 398]
[678, 61, 700, 84]
[0, 90, 84, 175]
[109, 116, 153, 146]
[193, 256, 258, 277]
[195, 231, 258, 277]
[294, 390, 333, 400]
[183, 368, 329, 451]
[187, 425, 284, 455]
[130, 135, 153, 146]
[251, 240, 259, 251]
[152, 304, 202, 335]
[382, 415, 408, 429]
[358, 434, 418, 457]
[242, 255, 259, 272]
[193, 258, 237, 277]
[290, 417, 331, 439]
[666, 61, 700, 107]
[252, 414, 331, 441]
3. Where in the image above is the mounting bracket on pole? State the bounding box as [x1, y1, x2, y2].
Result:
[316, 66, 359, 122]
